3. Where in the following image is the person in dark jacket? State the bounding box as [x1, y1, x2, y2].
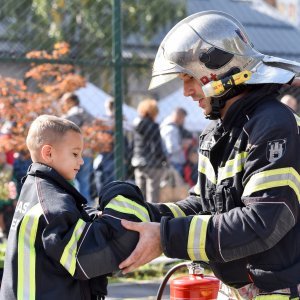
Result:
[119, 11, 300, 299]
[131, 98, 166, 203]
[0, 115, 150, 300]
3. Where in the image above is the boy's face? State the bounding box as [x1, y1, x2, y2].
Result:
[49, 131, 84, 180]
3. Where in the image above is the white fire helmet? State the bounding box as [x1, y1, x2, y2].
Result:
[149, 10, 300, 92]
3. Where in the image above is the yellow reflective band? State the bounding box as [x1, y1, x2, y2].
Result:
[294, 113, 300, 127]
[105, 195, 150, 222]
[243, 167, 300, 201]
[218, 151, 248, 184]
[60, 219, 86, 276]
[198, 153, 216, 184]
[18, 203, 43, 300]
[194, 185, 201, 195]
[187, 215, 211, 262]
[255, 295, 293, 299]
[164, 203, 186, 218]
[193, 180, 201, 195]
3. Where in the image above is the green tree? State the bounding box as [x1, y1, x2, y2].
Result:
[1, 0, 186, 61]
[1, 0, 55, 51]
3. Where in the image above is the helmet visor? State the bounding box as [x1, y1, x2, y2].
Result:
[149, 23, 208, 90]
[149, 73, 179, 90]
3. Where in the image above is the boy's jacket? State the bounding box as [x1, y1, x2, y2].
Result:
[0, 163, 149, 300]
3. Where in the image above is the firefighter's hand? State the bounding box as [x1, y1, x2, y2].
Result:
[119, 220, 162, 274]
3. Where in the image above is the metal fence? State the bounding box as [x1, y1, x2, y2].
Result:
[1, 0, 300, 203]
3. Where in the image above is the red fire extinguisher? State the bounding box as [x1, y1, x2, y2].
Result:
[156, 261, 220, 300]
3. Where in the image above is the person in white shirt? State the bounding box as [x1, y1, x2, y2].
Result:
[160, 107, 188, 176]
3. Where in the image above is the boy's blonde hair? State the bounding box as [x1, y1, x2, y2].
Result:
[26, 115, 81, 161]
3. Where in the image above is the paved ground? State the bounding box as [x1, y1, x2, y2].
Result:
[106, 280, 170, 300]
[106, 256, 175, 300]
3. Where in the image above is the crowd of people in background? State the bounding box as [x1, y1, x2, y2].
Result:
[0, 92, 298, 239]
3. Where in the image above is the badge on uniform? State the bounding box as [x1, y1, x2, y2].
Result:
[266, 139, 286, 162]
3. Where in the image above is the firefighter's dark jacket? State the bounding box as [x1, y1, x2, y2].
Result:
[0, 164, 148, 300]
[149, 84, 300, 292]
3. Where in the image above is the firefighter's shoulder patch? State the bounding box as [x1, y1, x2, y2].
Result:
[266, 139, 286, 163]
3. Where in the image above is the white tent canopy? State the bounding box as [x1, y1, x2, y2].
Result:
[75, 83, 209, 132]
[157, 88, 210, 132]
[75, 82, 138, 126]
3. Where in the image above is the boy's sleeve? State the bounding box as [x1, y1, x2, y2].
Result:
[42, 181, 149, 280]
[98, 180, 203, 222]
[98, 183, 151, 222]
[41, 209, 116, 279]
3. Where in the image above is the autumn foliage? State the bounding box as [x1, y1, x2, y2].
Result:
[0, 42, 113, 155]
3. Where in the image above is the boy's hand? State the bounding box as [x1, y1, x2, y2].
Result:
[119, 220, 162, 274]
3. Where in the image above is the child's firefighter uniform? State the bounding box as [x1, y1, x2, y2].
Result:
[149, 85, 300, 298]
[0, 163, 150, 300]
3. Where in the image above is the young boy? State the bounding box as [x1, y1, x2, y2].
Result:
[0, 115, 151, 300]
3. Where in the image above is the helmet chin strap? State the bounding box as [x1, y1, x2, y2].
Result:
[206, 97, 225, 120]
[205, 85, 247, 120]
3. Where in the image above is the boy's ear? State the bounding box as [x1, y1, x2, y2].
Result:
[41, 145, 53, 163]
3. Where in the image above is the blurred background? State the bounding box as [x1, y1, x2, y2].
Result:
[0, 0, 300, 221]
[1, 0, 300, 296]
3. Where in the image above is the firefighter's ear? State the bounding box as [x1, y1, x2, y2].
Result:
[41, 144, 53, 163]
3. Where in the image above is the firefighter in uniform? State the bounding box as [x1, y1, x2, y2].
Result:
[119, 11, 300, 299]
